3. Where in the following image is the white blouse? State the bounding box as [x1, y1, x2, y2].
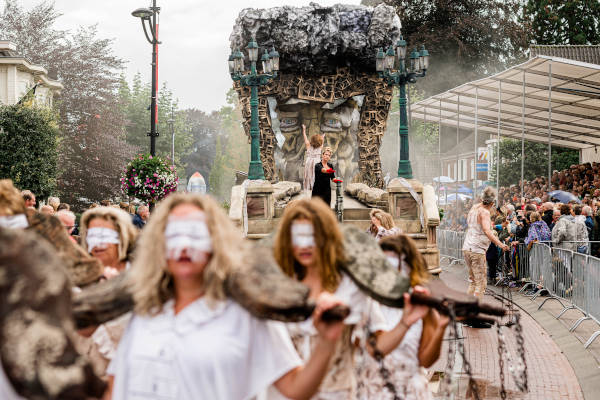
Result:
[273, 275, 388, 397]
[108, 297, 302, 400]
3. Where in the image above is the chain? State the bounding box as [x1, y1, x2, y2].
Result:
[512, 313, 529, 392]
[440, 302, 456, 399]
[496, 322, 507, 399]
[367, 331, 401, 400]
[453, 305, 480, 400]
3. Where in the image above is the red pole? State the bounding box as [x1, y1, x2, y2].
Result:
[154, 23, 159, 126]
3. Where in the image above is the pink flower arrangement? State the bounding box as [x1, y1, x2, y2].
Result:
[121, 153, 178, 203]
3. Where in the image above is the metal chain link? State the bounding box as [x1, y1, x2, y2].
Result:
[440, 302, 456, 399]
[513, 313, 529, 392]
[453, 310, 480, 400]
[496, 322, 507, 399]
[367, 331, 401, 400]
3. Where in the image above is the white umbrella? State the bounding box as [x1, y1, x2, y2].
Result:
[439, 193, 472, 205]
[433, 176, 455, 183]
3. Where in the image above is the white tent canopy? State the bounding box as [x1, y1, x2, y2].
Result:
[412, 56, 600, 150]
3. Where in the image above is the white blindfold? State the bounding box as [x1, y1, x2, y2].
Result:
[86, 227, 120, 252]
[165, 214, 212, 262]
[291, 223, 316, 248]
[0, 214, 28, 229]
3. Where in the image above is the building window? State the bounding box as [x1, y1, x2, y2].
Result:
[470, 159, 475, 180]
[458, 159, 468, 181]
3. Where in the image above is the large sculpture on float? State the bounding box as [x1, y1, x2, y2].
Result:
[229, 3, 401, 188]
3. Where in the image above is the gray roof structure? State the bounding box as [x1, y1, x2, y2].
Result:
[530, 45, 600, 65]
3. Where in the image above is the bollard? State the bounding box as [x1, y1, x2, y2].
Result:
[333, 178, 343, 222]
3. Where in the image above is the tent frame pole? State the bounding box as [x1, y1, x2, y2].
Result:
[548, 61, 553, 189]
[456, 95, 460, 203]
[474, 87, 478, 200]
[496, 81, 502, 204]
[521, 70, 526, 203]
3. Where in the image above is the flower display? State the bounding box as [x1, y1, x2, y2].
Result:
[121, 154, 178, 203]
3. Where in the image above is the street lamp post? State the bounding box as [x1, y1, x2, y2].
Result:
[229, 40, 280, 180]
[376, 36, 430, 179]
[132, 1, 160, 157]
[167, 106, 175, 167]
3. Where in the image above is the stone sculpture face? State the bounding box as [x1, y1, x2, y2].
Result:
[271, 97, 361, 183]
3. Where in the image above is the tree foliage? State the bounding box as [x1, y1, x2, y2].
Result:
[118, 73, 193, 170]
[0, 105, 59, 199]
[523, 0, 600, 45]
[180, 109, 221, 184]
[208, 90, 250, 202]
[0, 1, 136, 208]
[489, 138, 579, 187]
[363, 0, 531, 96]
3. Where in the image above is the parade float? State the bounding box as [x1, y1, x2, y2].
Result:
[227, 3, 440, 273]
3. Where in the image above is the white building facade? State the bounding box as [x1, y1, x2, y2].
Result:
[0, 41, 62, 107]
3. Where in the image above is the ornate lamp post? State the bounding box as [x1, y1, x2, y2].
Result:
[132, 1, 160, 156]
[376, 36, 430, 179]
[229, 40, 280, 180]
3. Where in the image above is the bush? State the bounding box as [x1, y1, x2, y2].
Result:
[0, 104, 59, 198]
[121, 154, 178, 203]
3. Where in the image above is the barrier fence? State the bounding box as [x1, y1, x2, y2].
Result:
[437, 229, 600, 349]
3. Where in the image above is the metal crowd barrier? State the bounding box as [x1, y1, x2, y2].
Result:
[437, 230, 466, 266]
[438, 230, 600, 350]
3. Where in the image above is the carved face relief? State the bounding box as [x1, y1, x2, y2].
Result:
[270, 97, 362, 183]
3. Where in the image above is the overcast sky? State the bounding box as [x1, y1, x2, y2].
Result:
[13, 0, 360, 112]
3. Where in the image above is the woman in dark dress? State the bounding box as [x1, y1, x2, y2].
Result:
[312, 146, 335, 207]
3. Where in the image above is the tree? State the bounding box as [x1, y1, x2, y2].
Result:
[208, 90, 250, 202]
[0, 104, 59, 199]
[362, 0, 531, 96]
[489, 138, 579, 187]
[118, 74, 193, 170]
[523, 0, 600, 45]
[0, 1, 135, 208]
[181, 109, 221, 184]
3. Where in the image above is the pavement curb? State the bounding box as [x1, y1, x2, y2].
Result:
[488, 286, 600, 400]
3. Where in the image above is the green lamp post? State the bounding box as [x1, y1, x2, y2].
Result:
[229, 39, 280, 180]
[376, 37, 430, 179]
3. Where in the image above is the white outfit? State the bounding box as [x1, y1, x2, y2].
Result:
[462, 205, 491, 254]
[0, 360, 25, 400]
[269, 274, 388, 399]
[108, 298, 301, 400]
[357, 306, 430, 400]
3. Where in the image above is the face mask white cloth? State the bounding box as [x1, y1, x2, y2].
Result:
[86, 227, 120, 252]
[386, 254, 400, 270]
[164, 217, 212, 262]
[0, 214, 28, 229]
[291, 223, 315, 248]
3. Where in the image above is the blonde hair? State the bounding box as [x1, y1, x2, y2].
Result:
[529, 211, 541, 222]
[322, 146, 332, 156]
[274, 198, 344, 292]
[370, 208, 395, 230]
[80, 206, 138, 262]
[128, 193, 247, 316]
[379, 234, 430, 287]
[48, 196, 60, 211]
[0, 180, 26, 216]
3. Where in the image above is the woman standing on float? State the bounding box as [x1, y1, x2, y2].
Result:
[302, 124, 325, 193]
[105, 193, 345, 400]
[311, 147, 335, 207]
[272, 198, 429, 399]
